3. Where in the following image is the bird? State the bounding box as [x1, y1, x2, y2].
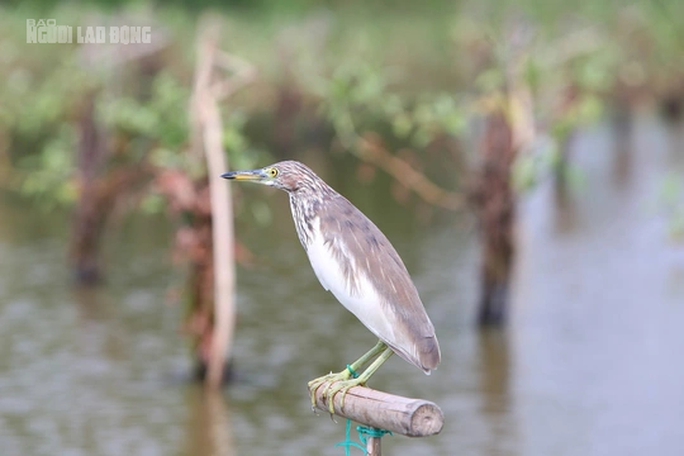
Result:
[221, 160, 440, 413]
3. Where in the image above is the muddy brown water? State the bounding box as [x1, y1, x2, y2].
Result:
[1, 114, 683, 455]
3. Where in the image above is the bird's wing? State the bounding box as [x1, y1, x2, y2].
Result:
[306, 223, 397, 342]
[308, 195, 441, 373]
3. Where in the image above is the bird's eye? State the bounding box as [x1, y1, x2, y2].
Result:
[268, 168, 279, 178]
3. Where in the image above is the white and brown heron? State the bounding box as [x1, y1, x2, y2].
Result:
[222, 160, 440, 412]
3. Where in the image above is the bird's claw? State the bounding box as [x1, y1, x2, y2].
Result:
[323, 379, 363, 414]
[307, 369, 359, 414]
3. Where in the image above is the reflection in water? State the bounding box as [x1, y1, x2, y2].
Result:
[612, 109, 634, 189]
[665, 116, 684, 166]
[1, 114, 684, 455]
[73, 287, 108, 322]
[516, 113, 684, 456]
[72, 287, 127, 366]
[477, 328, 517, 456]
[552, 189, 580, 236]
[183, 388, 235, 456]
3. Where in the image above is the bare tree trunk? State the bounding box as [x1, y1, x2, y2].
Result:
[70, 93, 154, 285]
[70, 94, 107, 284]
[180, 21, 255, 388]
[476, 112, 516, 326]
[70, 36, 166, 286]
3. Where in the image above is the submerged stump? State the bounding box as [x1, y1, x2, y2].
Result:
[474, 112, 517, 326]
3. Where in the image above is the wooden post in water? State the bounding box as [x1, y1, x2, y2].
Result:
[189, 20, 256, 388]
[309, 382, 444, 454]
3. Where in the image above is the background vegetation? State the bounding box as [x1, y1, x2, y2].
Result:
[1, 1, 683, 453]
[2, 0, 683, 207]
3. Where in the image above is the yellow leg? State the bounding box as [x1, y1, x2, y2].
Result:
[308, 340, 386, 410]
[307, 341, 394, 414]
[325, 346, 394, 413]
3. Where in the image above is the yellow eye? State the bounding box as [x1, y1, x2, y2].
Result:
[268, 167, 279, 178]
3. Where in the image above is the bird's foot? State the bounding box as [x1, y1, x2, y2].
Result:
[307, 367, 361, 414]
[322, 377, 365, 414]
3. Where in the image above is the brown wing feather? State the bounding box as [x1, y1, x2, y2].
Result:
[319, 195, 441, 373]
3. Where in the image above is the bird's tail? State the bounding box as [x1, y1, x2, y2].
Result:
[418, 335, 441, 374]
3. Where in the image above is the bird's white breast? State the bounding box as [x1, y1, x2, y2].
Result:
[304, 218, 396, 344]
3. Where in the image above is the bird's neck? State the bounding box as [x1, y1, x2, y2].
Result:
[288, 192, 321, 249]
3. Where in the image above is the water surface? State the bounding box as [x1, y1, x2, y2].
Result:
[0, 114, 683, 455]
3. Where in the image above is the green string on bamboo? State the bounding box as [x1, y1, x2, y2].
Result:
[336, 419, 393, 455]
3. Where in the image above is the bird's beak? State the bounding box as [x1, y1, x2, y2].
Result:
[221, 169, 266, 182]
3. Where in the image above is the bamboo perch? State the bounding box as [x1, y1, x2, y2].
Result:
[309, 384, 444, 438]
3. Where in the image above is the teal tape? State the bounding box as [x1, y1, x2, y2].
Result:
[335, 419, 393, 455]
[346, 364, 360, 379]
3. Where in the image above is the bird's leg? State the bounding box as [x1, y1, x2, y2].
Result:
[308, 340, 386, 411]
[323, 346, 394, 414]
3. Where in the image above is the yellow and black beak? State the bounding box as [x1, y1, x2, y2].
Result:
[221, 169, 267, 182]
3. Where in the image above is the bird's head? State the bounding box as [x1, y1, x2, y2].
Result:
[221, 160, 321, 194]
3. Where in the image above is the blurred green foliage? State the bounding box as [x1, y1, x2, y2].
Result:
[317, 63, 467, 153]
[1, 0, 684, 216]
